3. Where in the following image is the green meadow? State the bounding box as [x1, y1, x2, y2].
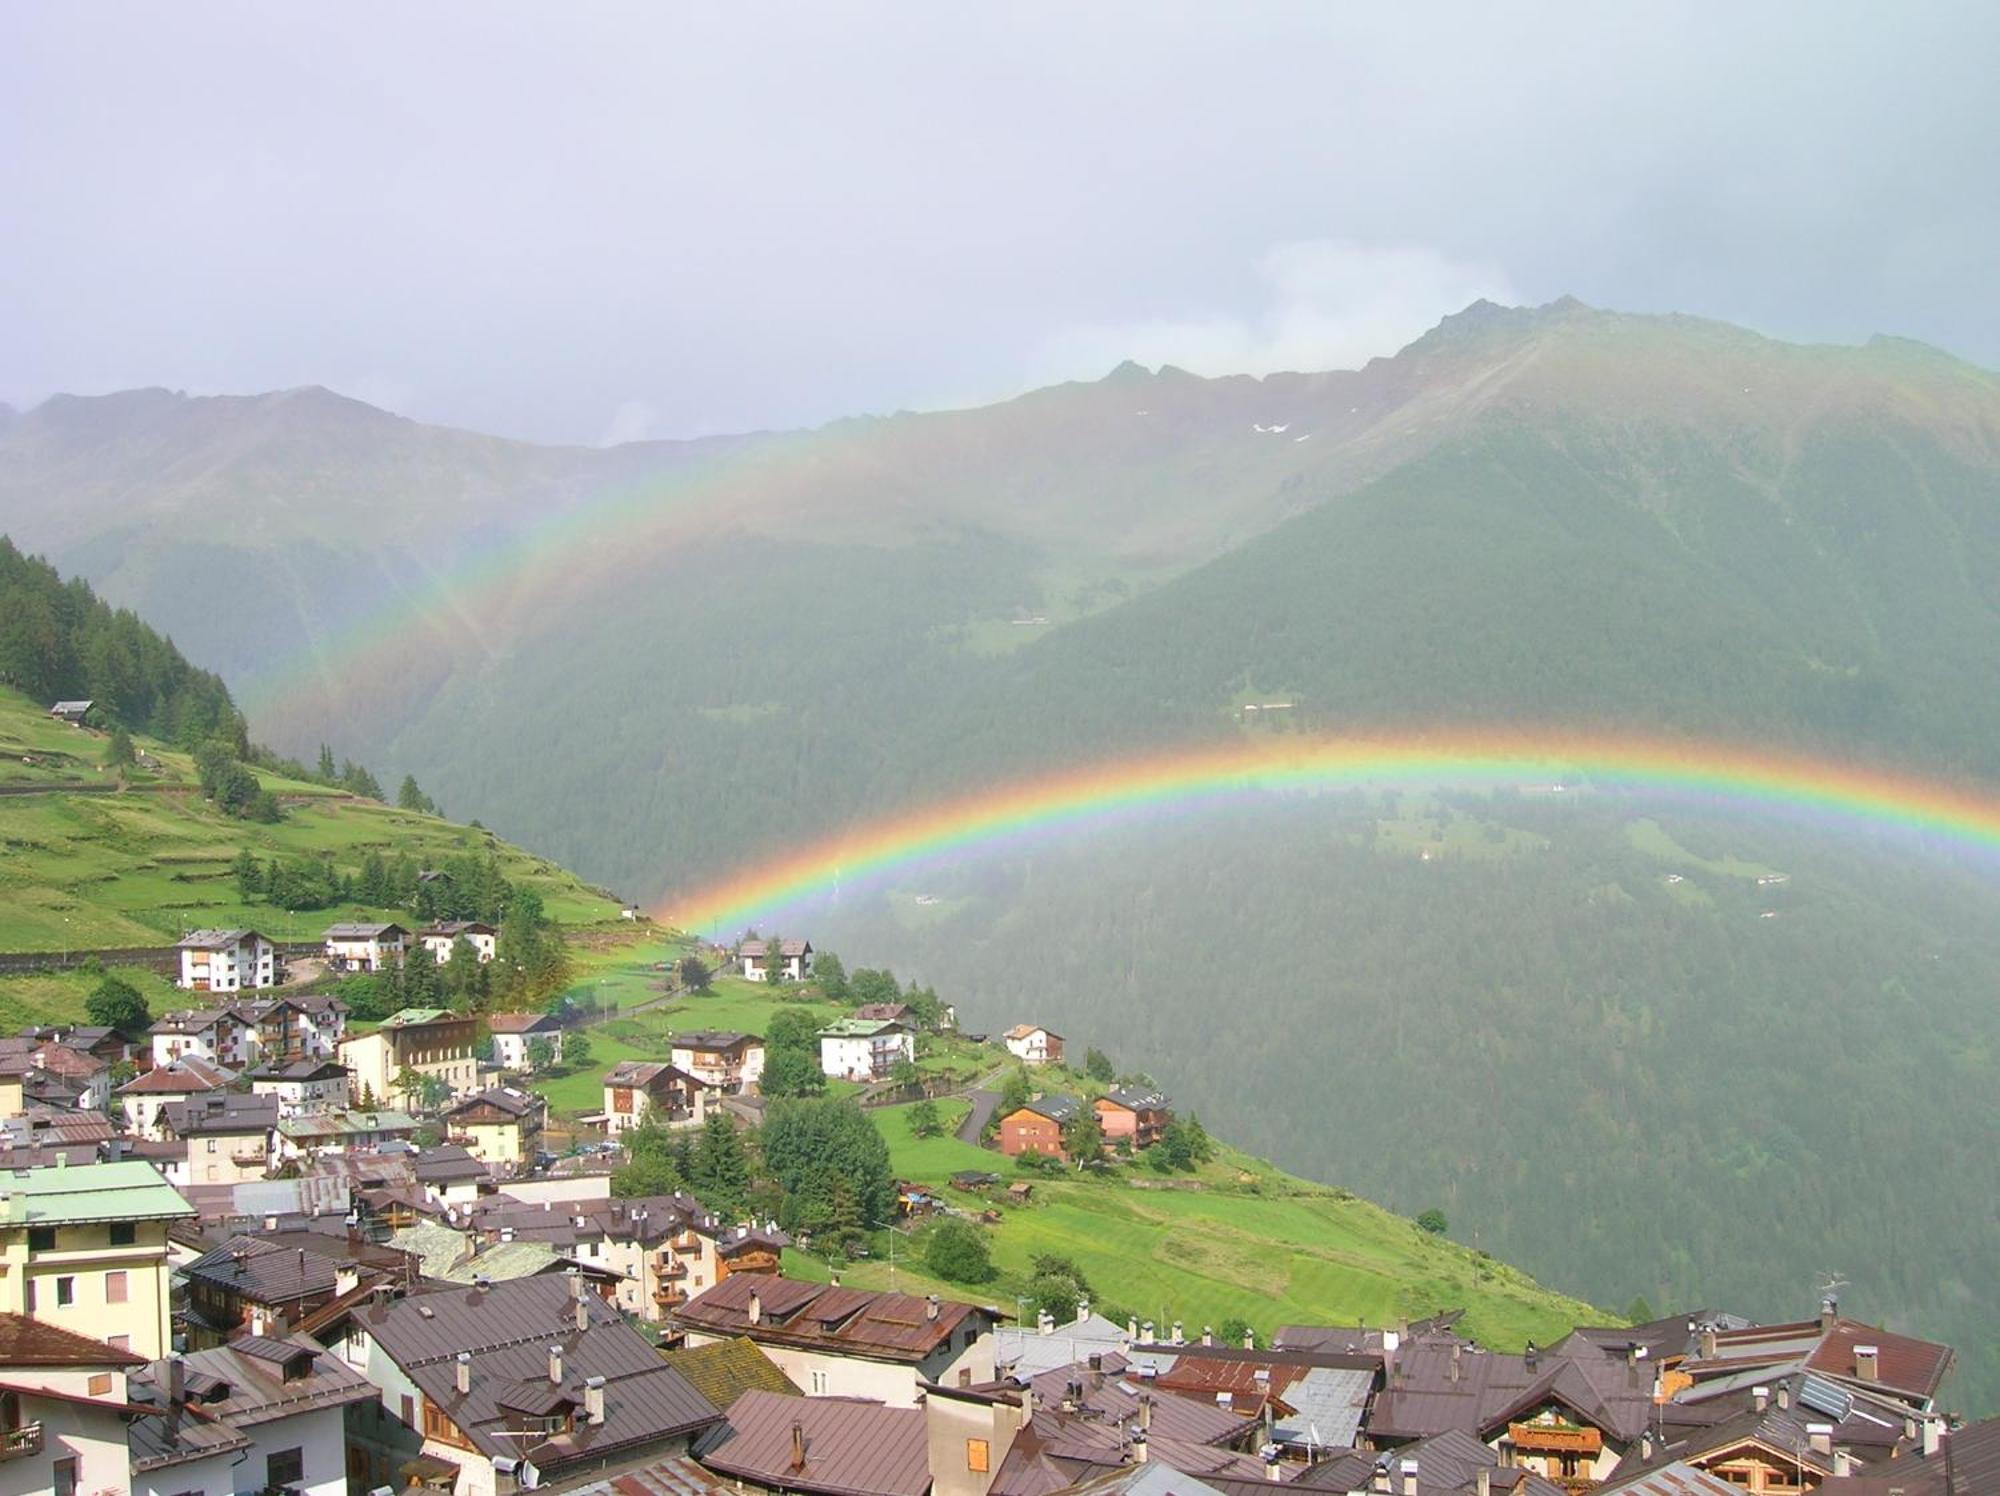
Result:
[774, 1097, 1612, 1352]
[0, 687, 619, 954]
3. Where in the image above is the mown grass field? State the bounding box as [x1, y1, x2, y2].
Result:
[0, 687, 619, 953]
[786, 1097, 1614, 1352]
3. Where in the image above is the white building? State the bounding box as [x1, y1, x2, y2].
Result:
[817, 1018, 915, 1082]
[174, 929, 277, 994]
[147, 1009, 243, 1070]
[0, 1318, 142, 1496]
[485, 1011, 565, 1071]
[127, 1335, 377, 1496]
[117, 1057, 231, 1138]
[245, 1058, 352, 1117]
[740, 937, 813, 983]
[322, 922, 409, 973]
[1002, 1024, 1065, 1066]
[418, 920, 498, 963]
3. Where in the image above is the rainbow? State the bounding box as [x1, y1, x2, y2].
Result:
[663, 729, 2000, 934]
[238, 434, 787, 723]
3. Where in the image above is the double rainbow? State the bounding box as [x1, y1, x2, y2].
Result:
[663, 730, 2000, 934]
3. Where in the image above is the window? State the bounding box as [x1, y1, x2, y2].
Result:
[967, 1439, 990, 1473]
[88, 1373, 112, 1396]
[53, 1456, 78, 1496]
[28, 1225, 56, 1251]
[266, 1446, 304, 1489]
[107, 1335, 130, 1353]
[109, 1222, 136, 1246]
[55, 1275, 75, 1307]
[401, 1393, 417, 1427]
[810, 1369, 830, 1395]
[207, 1139, 217, 1153]
[106, 1270, 128, 1304]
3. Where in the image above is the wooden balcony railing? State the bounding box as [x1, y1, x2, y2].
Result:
[0, 1423, 44, 1461]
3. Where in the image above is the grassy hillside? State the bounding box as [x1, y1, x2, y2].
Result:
[777, 1096, 1608, 1352]
[0, 685, 620, 953]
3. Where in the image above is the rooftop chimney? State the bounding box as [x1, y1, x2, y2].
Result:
[927, 1294, 940, 1322]
[1202, 1326, 1214, 1348]
[1854, 1345, 1879, 1382]
[1641, 1433, 1655, 1461]
[791, 1420, 807, 1473]
[575, 1295, 589, 1332]
[1371, 1461, 1391, 1495]
[584, 1374, 605, 1425]
[1699, 1328, 1718, 1360]
[1075, 1298, 1090, 1323]
[1524, 1341, 1540, 1370]
[1821, 1297, 1839, 1333]
[1140, 1321, 1155, 1345]
[1171, 1320, 1184, 1345]
[1777, 1384, 1791, 1411]
[1450, 1343, 1462, 1383]
[748, 1290, 763, 1326]
[1139, 1394, 1153, 1433]
[569, 1271, 584, 1300]
[1753, 1385, 1770, 1413]
[1243, 1327, 1255, 1351]
[1808, 1423, 1834, 1457]
[1128, 1316, 1140, 1341]
[1401, 1459, 1419, 1496]
[1475, 1470, 1491, 1496]
[547, 1344, 563, 1385]
[1264, 1448, 1283, 1480]
[1922, 1419, 1941, 1459]
[456, 1352, 471, 1396]
[1038, 1310, 1055, 1337]
[1833, 1449, 1853, 1478]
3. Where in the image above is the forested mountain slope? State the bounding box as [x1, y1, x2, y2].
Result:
[7, 300, 2000, 1406]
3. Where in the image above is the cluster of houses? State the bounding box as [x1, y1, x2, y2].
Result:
[172, 920, 499, 992]
[0, 1140, 1984, 1496]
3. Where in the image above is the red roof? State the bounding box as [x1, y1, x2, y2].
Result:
[0, 1311, 148, 1366]
[1807, 1321, 1956, 1402]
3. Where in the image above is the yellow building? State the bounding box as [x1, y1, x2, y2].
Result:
[442, 1085, 545, 1167]
[336, 1007, 480, 1106]
[0, 1159, 193, 1361]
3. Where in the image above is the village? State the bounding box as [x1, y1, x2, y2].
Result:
[0, 909, 1990, 1496]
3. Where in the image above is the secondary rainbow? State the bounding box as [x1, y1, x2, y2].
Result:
[664, 729, 2000, 933]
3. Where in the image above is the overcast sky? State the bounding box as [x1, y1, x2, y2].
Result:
[4, 3, 1996, 446]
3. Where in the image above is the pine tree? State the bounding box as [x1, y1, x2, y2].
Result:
[316, 744, 337, 782]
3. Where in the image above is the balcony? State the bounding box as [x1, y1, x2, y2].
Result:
[0, 1423, 44, 1461]
[1507, 1423, 1602, 1455]
[654, 1259, 689, 1279]
[652, 1286, 689, 1308]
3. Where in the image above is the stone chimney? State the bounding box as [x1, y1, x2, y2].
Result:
[456, 1352, 471, 1396]
[575, 1295, 589, 1332]
[790, 1420, 807, 1472]
[1075, 1298, 1090, 1323]
[1854, 1345, 1879, 1382]
[1821, 1297, 1839, 1333]
[1808, 1424, 1833, 1457]
[1038, 1309, 1055, 1336]
[1699, 1327, 1718, 1360]
[1128, 1316, 1139, 1341]
[1171, 1320, 1184, 1345]
[748, 1289, 763, 1326]
[927, 1294, 941, 1322]
[1139, 1321, 1155, 1345]
[547, 1344, 563, 1385]
[1202, 1326, 1214, 1347]
[1752, 1385, 1770, 1413]
[1401, 1459, 1419, 1496]
[584, 1374, 605, 1425]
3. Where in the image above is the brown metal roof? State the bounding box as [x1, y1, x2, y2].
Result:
[700, 1388, 930, 1496]
[676, 1273, 999, 1364]
[359, 1274, 721, 1475]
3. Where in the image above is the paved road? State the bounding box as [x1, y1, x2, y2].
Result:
[955, 1086, 1001, 1144]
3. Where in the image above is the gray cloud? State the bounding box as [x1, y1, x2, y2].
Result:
[1, 2, 1995, 444]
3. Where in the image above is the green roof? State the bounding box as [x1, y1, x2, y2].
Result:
[0, 1160, 193, 1227]
[660, 1335, 802, 1409]
[380, 1008, 454, 1028]
[277, 1110, 418, 1140]
[818, 1018, 903, 1038]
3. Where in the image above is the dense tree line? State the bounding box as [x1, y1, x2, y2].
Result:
[0, 536, 242, 744]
